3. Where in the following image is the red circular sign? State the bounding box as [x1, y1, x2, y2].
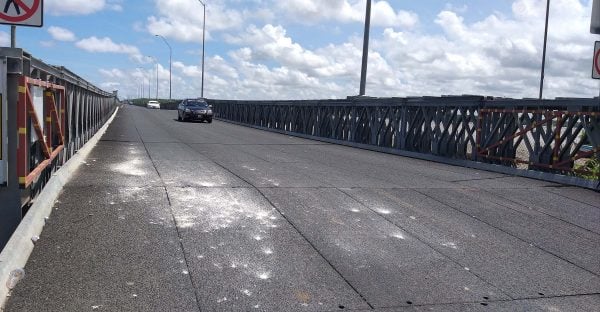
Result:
[0, 0, 40, 23]
[595, 48, 600, 76]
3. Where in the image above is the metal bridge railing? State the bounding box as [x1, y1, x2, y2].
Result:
[0, 48, 118, 249]
[209, 96, 600, 190]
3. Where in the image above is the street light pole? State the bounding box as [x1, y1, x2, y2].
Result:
[147, 56, 158, 100]
[198, 0, 206, 98]
[359, 0, 372, 96]
[136, 67, 147, 99]
[156, 35, 172, 99]
[539, 0, 550, 100]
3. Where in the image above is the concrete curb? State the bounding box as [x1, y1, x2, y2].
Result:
[0, 107, 120, 310]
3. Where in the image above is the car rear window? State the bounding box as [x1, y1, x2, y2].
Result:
[186, 101, 208, 107]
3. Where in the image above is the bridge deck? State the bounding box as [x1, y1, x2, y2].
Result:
[5, 105, 600, 311]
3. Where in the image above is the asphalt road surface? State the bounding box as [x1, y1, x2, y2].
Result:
[5, 105, 600, 311]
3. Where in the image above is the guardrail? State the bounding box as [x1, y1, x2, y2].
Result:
[0, 48, 118, 250]
[209, 96, 600, 190]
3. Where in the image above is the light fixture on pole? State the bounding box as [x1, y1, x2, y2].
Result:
[198, 0, 206, 98]
[155, 35, 172, 99]
[539, 0, 550, 100]
[359, 0, 372, 96]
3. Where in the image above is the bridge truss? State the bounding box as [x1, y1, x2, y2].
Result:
[211, 96, 600, 190]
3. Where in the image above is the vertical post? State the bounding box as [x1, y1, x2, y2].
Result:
[16, 76, 27, 187]
[201, 1, 206, 98]
[10, 26, 16, 48]
[0, 64, 22, 250]
[169, 48, 172, 99]
[539, 0, 550, 100]
[44, 91, 53, 153]
[552, 114, 562, 169]
[476, 110, 483, 161]
[155, 62, 159, 100]
[359, 0, 372, 96]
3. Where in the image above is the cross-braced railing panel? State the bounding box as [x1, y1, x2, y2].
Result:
[477, 108, 599, 177]
[210, 97, 600, 187]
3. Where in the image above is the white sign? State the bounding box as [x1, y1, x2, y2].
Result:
[0, 0, 43, 27]
[593, 41, 600, 79]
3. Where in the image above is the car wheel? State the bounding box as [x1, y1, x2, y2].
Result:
[177, 114, 182, 121]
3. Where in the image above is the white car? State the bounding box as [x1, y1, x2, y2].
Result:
[146, 100, 161, 109]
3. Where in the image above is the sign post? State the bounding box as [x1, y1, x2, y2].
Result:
[592, 0, 600, 34]
[0, 0, 43, 27]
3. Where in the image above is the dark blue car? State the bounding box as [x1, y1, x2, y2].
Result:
[177, 99, 213, 123]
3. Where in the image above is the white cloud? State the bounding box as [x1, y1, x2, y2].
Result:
[147, 0, 242, 43]
[111, 0, 598, 100]
[45, 0, 123, 15]
[48, 26, 77, 42]
[99, 68, 126, 79]
[76, 36, 139, 54]
[101, 81, 121, 90]
[46, 0, 106, 16]
[108, 0, 124, 12]
[276, 0, 418, 28]
[225, 25, 329, 71]
[0, 32, 9, 47]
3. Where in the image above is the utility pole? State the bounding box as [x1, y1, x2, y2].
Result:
[359, 0, 372, 96]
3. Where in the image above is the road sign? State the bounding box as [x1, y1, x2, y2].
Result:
[593, 41, 600, 79]
[0, 0, 43, 27]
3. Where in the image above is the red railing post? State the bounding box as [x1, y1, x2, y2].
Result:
[16, 76, 28, 187]
[45, 90, 53, 153]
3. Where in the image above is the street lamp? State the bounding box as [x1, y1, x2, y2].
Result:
[155, 34, 172, 99]
[359, 0, 372, 96]
[539, 0, 550, 100]
[198, 0, 206, 98]
[136, 67, 147, 99]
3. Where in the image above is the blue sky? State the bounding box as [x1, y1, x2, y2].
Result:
[3, 0, 598, 100]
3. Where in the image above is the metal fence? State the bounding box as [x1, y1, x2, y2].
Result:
[0, 48, 118, 249]
[210, 96, 600, 190]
